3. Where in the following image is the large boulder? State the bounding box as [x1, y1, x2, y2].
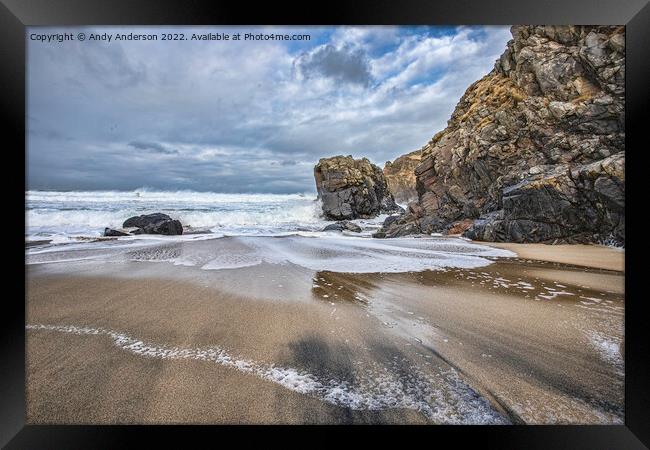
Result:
[123, 213, 183, 235]
[314, 155, 401, 220]
[375, 25, 625, 245]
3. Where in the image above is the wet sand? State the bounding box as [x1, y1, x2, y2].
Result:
[26, 240, 624, 424]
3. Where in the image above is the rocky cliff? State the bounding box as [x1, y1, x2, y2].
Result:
[383, 149, 423, 204]
[379, 25, 625, 245]
[314, 155, 401, 220]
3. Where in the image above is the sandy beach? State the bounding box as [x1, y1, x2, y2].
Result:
[23, 22, 627, 428]
[25, 237, 624, 424]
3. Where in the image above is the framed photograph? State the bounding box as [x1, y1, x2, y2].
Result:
[2, 0, 648, 447]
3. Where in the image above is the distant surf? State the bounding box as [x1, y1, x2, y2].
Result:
[26, 189, 334, 240]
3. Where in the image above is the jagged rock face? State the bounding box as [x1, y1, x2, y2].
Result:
[464, 153, 624, 243]
[383, 149, 422, 203]
[381, 25, 625, 245]
[314, 155, 401, 220]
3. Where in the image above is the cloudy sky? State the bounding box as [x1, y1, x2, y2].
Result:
[27, 26, 512, 193]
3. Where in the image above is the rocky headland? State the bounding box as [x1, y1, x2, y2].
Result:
[367, 25, 625, 245]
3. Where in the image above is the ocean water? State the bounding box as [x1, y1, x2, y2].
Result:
[26, 189, 341, 239]
[26, 189, 515, 272]
[26, 189, 330, 237]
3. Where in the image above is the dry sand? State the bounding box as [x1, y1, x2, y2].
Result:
[481, 242, 624, 272]
[26, 240, 624, 424]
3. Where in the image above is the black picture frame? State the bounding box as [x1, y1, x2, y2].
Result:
[2, 0, 648, 447]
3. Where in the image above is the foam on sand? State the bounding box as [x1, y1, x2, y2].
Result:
[196, 235, 515, 273]
[27, 323, 508, 423]
[27, 234, 515, 273]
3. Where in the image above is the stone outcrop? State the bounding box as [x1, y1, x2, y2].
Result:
[377, 25, 625, 245]
[122, 213, 183, 235]
[383, 149, 423, 203]
[314, 155, 401, 220]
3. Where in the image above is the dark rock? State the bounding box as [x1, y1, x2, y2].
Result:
[418, 215, 447, 234]
[384, 219, 421, 238]
[463, 211, 507, 241]
[122, 213, 183, 235]
[373, 205, 448, 238]
[123, 213, 171, 228]
[381, 214, 402, 229]
[314, 155, 401, 220]
[322, 221, 362, 233]
[103, 228, 130, 237]
[375, 213, 425, 238]
[463, 153, 624, 244]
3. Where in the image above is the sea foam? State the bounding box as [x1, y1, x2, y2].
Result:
[221, 235, 515, 273]
[27, 234, 515, 273]
[26, 323, 508, 424]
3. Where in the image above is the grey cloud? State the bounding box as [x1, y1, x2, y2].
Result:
[27, 26, 512, 193]
[295, 44, 372, 86]
[29, 128, 72, 141]
[128, 141, 179, 155]
[79, 42, 147, 89]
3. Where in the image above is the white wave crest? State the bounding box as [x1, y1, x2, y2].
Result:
[27, 189, 315, 204]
